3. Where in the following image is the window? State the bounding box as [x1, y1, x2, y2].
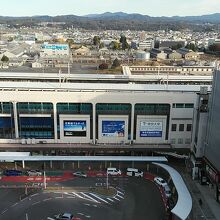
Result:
[171, 139, 176, 144]
[185, 103, 194, 108]
[176, 104, 184, 108]
[186, 124, 192, 132]
[178, 138, 183, 144]
[171, 124, 177, 131]
[179, 124, 184, 131]
[185, 138, 191, 144]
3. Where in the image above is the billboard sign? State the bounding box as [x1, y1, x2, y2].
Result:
[63, 120, 86, 137]
[102, 120, 125, 137]
[140, 121, 162, 137]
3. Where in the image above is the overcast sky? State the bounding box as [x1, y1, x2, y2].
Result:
[1, 0, 220, 17]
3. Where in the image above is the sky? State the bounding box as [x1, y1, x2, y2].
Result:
[0, 0, 220, 17]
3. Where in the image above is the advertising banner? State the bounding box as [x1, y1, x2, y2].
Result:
[140, 121, 162, 137]
[102, 120, 125, 137]
[63, 120, 86, 137]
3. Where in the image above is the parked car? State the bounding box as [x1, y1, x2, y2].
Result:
[73, 171, 87, 178]
[27, 170, 42, 176]
[154, 177, 168, 187]
[163, 185, 171, 198]
[126, 168, 143, 177]
[3, 169, 22, 176]
[107, 168, 121, 176]
[54, 212, 81, 220]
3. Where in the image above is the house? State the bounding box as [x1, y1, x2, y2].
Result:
[177, 48, 200, 60]
[150, 48, 167, 60]
[164, 48, 182, 60]
[72, 46, 91, 56]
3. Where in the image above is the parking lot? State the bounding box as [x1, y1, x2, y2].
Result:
[0, 170, 166, 220]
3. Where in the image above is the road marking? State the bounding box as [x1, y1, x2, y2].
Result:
[43, 198, 52, 202]
[31, 193, 39, 197]
[67, 196, 75, 199]
[32, 201, 40, 206]
[116, 194, 124, 199]
[77, 213, 84, 216]
[47, 217, 55, 220]
[93, 204, 98, 207]
[80, 192, 100, 203]
[72, 192, 84, 199]
[116, 187, 124, 191]
[117, 191, 124, 195]
[89, 193, 109, 204]
[1, 209, 8, 215]
[55, 197, 63, 199]
[83, 203, 91, 206]
[85, 215, 91, 218]
[113, 197, 120, 201]
[107, 198, 115, 202]
[11, 202, 18, 207]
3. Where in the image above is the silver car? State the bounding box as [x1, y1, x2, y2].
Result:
[27, 170, 42, 176]
[73, 171, 87, 178]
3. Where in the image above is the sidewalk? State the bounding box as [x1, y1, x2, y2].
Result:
[182, 173, 220, 220]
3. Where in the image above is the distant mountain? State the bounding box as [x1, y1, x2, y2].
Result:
[84, 11, 220, 23]
[0, 12, 219, 31]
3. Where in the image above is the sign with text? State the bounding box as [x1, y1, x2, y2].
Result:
[102, 120, 125, 137]
[140, 121, 162, 137]
[63, 120, 86, 137]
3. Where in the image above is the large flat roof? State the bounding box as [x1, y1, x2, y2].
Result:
[0, 81, 211, 92]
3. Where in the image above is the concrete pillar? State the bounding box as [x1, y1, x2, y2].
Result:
[72, 162, 74, 169]
[147, 163, 149, 172]
[50, 161, 53, 169]
[92, 103, 96, 144]
[62, 162, 65, 169]
[78, 161, 80, 169]
[22, 160, 25, 169]
[12, 102, 19, 139]
[105, 161, 107, 169]
[14, 162, 17, 170]
[130, 104, 134, 142]
[53, 103, 58, 142]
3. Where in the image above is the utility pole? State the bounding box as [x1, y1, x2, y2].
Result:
[106, 172, 109, 189]
[43, 171, 47, 189]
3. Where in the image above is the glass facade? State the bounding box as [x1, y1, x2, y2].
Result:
[0, 102, 15, 139]
[134, 104, 170, 140]
[96, 103, 132, 139]
[17, 102, 54, 139]
[56, 103, 93, 139]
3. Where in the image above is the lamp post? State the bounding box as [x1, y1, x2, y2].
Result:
[43, 171, 46, 189]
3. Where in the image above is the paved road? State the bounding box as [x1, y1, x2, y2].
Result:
[0, 177, 165, 220]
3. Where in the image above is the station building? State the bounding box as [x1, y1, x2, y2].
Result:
[0, 80, 210, 153]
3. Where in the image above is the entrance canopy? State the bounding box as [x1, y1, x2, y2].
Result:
[0, 155, 167, 162]
[153, 162, 192, 220]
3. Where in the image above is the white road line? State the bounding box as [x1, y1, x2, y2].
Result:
[11, 202, 18, 207]
[85, 215, 91, 218]
[117, 191, 124, 195]
[113, 197, 120, 201]
[116, 194, 124, 199]
[31, 193, 39, 197]
[20, 197, 27, 202]
[83, 203, 91, 206]
[32, 201, 40, 206]
[77, 213, 84, 216]
[107, 198, 115, 202]
[93, 204, 98, 207]
[1, 209, 8, 215]
[47, 217, 55, 220]
[89, 193, 109, 204]
[80, 193, 100, 203]
[43, 198, 52, 202]
[116, 187, 124, 191]
[55, 197, 63, 199]
[67, 196, 75, 199]
[72, 192, 84, 199]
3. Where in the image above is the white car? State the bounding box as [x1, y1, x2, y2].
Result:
[27, 170, 42, 176]
[154, 177, 168, 187]
[163, 185, 171, 198]
[107, 168, 121, 176]
[73, 171, 87, 178]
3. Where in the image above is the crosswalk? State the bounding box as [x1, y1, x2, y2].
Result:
[63, 189, 125, 205]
